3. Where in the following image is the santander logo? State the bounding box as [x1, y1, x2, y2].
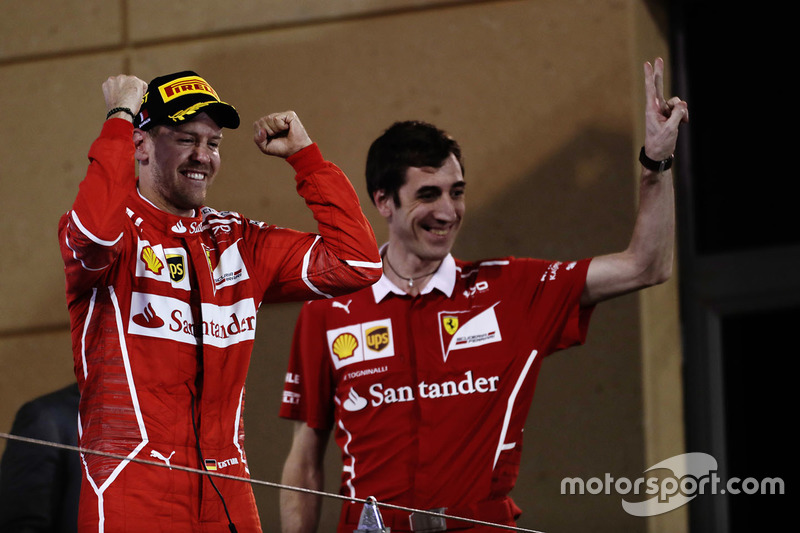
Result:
[132, 302, 165, 329]
[128, 292, 257, 348]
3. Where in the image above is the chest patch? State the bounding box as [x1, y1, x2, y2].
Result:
[327, 318, 395, 370]
[208, 239, 249, 291]
[135, 240, 190, 291]
[438, 303, 502, 362]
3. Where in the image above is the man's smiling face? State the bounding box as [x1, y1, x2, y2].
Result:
[380, 153, 465, 262]
[136, 112, 222, 217]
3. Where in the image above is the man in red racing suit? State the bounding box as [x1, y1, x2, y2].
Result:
[58, 71, 381, 532]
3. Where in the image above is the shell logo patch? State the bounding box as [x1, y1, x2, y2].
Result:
[141, 246, 164, 275]
[326, 319, 395, 370]
[333, 333, 359, 360]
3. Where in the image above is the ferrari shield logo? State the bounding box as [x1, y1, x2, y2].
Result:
[443, 316, 459, 335]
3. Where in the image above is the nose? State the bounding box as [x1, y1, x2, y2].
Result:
[190, 144, 212, 164]
[434, 196, 459, 222]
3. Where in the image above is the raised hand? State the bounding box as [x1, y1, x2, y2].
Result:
[102, 75, 148, 119]
[643, 57, 689, 161]
[253, 111, 313, 159]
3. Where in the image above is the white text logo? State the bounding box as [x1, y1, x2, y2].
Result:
[342, 371, 500, 411]
[561, 452, 785, 516]
[128, 293, 257, 348]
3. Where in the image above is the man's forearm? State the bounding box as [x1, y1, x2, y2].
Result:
[280, 487, 323, 533]
[280, 457, 324, 533]
[280, 422, 328, 533]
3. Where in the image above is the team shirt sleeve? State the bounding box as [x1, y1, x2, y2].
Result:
[515, 256, 594, 353]
[247, 144, 382, 304]
[279, 300, 334, 429]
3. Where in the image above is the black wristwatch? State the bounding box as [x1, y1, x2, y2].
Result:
[639, 146, 673, 172]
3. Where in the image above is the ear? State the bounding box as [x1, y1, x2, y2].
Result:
[133, 129, 149, 163]
[373, 189, 394, 218]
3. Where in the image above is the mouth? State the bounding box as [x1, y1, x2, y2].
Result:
[181, 169, 207, 181]
[422, 224, 455, 238]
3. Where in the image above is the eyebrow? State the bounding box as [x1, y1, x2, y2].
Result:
[415, 181, 466, 196]
[415, 185, 442, 197]
[172, 129, 224, 141]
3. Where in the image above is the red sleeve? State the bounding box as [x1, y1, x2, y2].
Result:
[58, 119, 135, 294]
[536, 259, 594, 353]
[512, 257, 594, 354]
[551, 258, 594, 350]
[279, 301, 335, 430]
[249, 144, 381, 303]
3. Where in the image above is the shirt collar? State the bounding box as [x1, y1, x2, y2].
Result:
[371, 245, 456, 303]
[132, 185, 203, 236]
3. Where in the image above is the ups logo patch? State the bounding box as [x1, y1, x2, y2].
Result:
[365, 326, 390, 352]
[167, 254, 186, 283]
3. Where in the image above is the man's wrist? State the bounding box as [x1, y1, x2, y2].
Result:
[639, 146, 673, 173]
[287, 143, 323, 175]
[106, 107, 135, 122]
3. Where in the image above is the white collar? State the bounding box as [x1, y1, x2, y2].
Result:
[371, 245, 456, 303]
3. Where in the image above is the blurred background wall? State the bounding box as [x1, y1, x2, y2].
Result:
[0, 1, 687, 531]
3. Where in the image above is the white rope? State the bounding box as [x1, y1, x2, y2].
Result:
[0, 431, 545, 532]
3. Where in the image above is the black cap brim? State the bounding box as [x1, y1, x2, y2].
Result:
[191, 101, 240, 129]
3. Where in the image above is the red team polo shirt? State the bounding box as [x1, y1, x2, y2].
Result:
[280, 254, 594, 531]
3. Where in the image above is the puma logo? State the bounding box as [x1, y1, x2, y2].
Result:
[332, 300, 352, 314]
[150, 449, 176, 470]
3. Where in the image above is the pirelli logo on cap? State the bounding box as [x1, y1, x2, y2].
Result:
[326, 319, 395, 370]
[159, 75, 219, 103]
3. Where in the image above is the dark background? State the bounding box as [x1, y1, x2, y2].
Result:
[671, 1, 794, 529]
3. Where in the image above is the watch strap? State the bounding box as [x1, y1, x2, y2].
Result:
[639, 146, 673, 172]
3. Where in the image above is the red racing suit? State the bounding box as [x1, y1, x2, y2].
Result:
[58, 118, 381, 532]
[280, 254, 593, 532]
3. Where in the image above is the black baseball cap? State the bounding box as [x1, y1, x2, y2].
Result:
[134, 70, 240, 130]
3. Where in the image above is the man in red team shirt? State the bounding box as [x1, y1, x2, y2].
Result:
[59, 71, 380, 532]
[279, 58, 688, 532]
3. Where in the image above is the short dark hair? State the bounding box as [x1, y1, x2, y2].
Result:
[365, 120, 464, 205]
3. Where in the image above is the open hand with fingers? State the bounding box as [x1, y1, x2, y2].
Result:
[643, 57, 689, 164]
